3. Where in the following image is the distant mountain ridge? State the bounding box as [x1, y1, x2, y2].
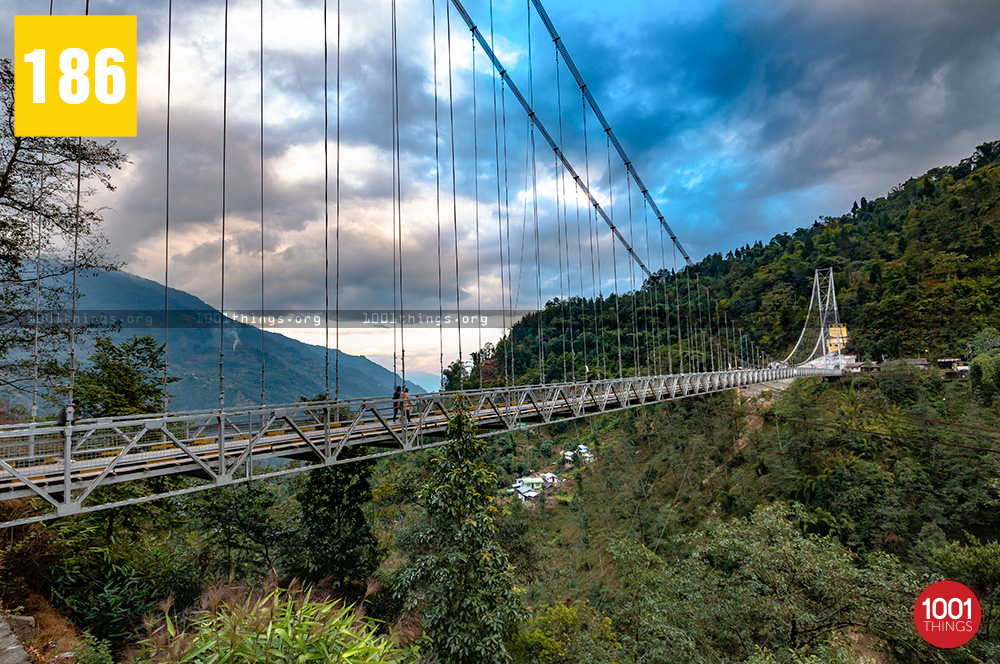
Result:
[76, 269, 428, 411]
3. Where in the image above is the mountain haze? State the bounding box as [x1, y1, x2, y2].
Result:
[76, 269, 428, 411]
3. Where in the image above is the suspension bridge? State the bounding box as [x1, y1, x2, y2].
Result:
[0, 0, 844, 527]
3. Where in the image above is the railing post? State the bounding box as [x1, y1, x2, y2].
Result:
[217, 413, 226, 475]
[62, 408, 72, 507]
[324, 403, 331, 459]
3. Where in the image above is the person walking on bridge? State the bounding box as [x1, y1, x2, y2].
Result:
[392, 385, 402, 421]
[57, 398, 81, 427]
[402, 387, 412, 424]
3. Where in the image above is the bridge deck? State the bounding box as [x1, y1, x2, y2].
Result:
[0, 367, 837, 527]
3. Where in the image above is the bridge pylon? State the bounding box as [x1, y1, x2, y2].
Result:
[782, 267, 844, 369]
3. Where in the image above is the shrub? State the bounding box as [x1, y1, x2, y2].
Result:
[134, 587, 417, 663]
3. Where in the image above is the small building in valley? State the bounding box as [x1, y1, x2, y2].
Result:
[515, 485, 539, 503]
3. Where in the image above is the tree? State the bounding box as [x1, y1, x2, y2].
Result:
[46, 514, 204, 643]
[190, 480, 297, 580]
[972, 140, 1000, 169]
[970, 327, 1000, 404]
[0, 58, 125, 396]
[509, 602, 624, 664]
[606, 503, 924, 663]
[982, 223, 998, 255]
[293, 457, 382, 597]
[396, 409, 522, 664]
[74, 335, 177, 416]
[930, 539, 1000, 646]
[469, 342, 498, 386]
[801, 233, 815, 258]
[443, 359, 468, 391]
[70, 335, 180, 539]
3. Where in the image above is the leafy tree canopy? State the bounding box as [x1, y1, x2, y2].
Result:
[73, 335, 177, 417]
[607, 503, 924, 663]
[1, 58, 125, 395]
[396, 409, 523, 664]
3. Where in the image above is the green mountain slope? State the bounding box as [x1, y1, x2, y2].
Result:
[484, 142, 1000, 385]
[75, 269, 428, 410]
[714, 140, 1000, 360]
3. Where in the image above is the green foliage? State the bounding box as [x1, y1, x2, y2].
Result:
[188, 479, 300, 581]
[0, 508, 58, 604]
[468, 374, 1000, 658]
[46, 516, 204, 643]
[970, 327, 1000, 403]
[971, 327, 1000, 356]
[509, 601, 623, 664]
[606, 503, 924, 663]
[17, 138, 1000, 662]
[291, 458, 382, 596]
[495, 498, 541, 582]
[136, 588, 417, 663]
[929, 539, 1000, 648]
[0, 58, 125, 394]
[745, 642, 861, 664]
[443, 360, 467, 391]
[74, 335, 178, 417]
[76, 631, 115, 664]
[396, 409, 523, 664]
[493, 141, 1000, 385]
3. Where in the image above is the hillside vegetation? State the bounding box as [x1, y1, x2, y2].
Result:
[482, 142, 1000, 385]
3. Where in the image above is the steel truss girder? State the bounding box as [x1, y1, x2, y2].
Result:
[0, 367, 837, 527]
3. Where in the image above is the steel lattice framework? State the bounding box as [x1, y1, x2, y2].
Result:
[0, 367, 836, 527]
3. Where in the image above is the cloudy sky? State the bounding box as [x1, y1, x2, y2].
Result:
[4, 0, 1000, 382]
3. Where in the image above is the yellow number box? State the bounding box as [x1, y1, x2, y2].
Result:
[15, 15, 137, 137]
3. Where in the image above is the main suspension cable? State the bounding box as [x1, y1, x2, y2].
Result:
[526, 0, 693, 268]
[449, 0, 651, 280]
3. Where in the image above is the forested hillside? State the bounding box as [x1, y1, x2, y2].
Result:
[478, 142, 1000, 386]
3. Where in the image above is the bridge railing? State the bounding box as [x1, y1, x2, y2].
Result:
[1, 367, 839, 468]
[0, 367, 840, 525]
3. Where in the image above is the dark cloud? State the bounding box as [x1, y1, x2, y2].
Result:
[4, 0, 999, 369]
[529, 0, 1000, 258]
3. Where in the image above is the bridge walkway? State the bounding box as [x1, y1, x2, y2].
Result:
[0, 367, 837, 527]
